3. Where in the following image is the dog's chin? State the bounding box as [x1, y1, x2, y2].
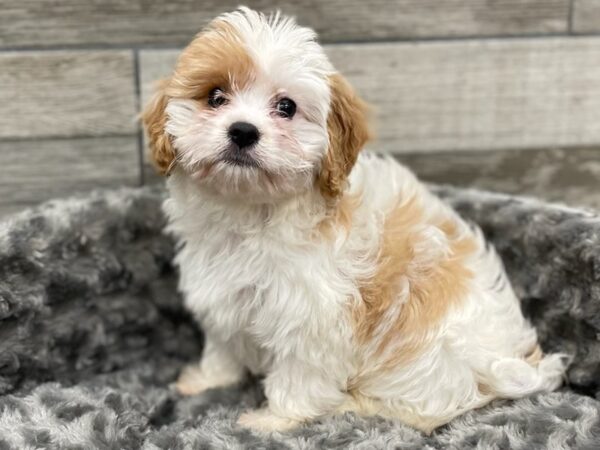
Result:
[186, 159, 315, 203]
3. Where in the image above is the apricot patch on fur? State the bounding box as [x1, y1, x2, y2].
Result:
[142, 19, 256, 174]
[317, 192, 362, 240]
[319, 74, 371, 199]
[167, 20, 256, 99]
[354, 196, 477, 368]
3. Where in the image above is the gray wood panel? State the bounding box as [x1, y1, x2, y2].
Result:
[398, 148, 600, 211]
[0, 1, 569, 49]
[140, 37, 600, 154]
[139, 51, 178, 108]
[329, 38, 600, 153]
[572, 0, 600, 33]
[0, 51, 136, 139]
[0, 137, 139, 217]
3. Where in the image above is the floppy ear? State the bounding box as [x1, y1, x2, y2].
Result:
[318, 73, 371, 199]
[141, 79, 176, 175]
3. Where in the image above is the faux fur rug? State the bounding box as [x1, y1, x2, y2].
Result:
[0, 185, 599, 449]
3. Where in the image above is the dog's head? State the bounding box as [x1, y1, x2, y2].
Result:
[142, 7, 370, 202]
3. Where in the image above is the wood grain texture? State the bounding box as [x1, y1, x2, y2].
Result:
[140, 37, 600, 154]
[0, 51, 136, 139]
[331, 38, 600, 152]
[139, 51, 178, 108]
[0, 137, 139, 217]
[0, 0, 569, 49]
[572, 0, 600, 33]
[398, 148, 600, 211]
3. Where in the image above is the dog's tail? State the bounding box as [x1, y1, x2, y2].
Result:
[483, 349, 571, 398]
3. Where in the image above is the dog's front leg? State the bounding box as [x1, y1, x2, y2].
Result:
[238, 356, 347, 432]
[175, 333, 246, 396]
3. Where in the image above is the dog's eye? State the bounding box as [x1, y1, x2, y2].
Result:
[208, 88, 227, 108]
[276, 98, 296, 119]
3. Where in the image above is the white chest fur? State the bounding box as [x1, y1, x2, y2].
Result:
[164, 172, 361, 376]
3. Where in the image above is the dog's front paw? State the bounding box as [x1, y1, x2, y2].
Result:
[175, 364, 235, 396]
[237, 408, 301, 433]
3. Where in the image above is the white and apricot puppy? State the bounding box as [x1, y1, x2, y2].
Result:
[142, 7, 566, 433]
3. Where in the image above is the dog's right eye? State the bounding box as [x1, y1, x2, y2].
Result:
[208, 88, 227, 108]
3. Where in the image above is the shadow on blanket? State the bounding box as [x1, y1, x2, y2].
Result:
[0, 186, 599, 449]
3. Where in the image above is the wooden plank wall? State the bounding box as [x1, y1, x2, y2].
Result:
[1, 0, 599, 216]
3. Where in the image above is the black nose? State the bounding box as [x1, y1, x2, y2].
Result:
[228, 122, 259, 149]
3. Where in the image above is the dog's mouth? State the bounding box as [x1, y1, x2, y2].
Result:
[219, 147, 261, 169]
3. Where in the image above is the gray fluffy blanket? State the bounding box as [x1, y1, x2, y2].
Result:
[1, 185, 599, 449]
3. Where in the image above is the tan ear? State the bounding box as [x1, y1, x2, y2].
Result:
[141, 79, 176, 175]
[319, 73, 371, 199]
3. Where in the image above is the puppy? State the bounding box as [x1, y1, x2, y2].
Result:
[142, 7, 566, 433]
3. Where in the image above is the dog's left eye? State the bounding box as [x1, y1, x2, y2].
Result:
[276, 98, 296, 119]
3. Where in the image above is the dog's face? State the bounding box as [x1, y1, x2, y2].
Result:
[143, 8, 369, 201]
